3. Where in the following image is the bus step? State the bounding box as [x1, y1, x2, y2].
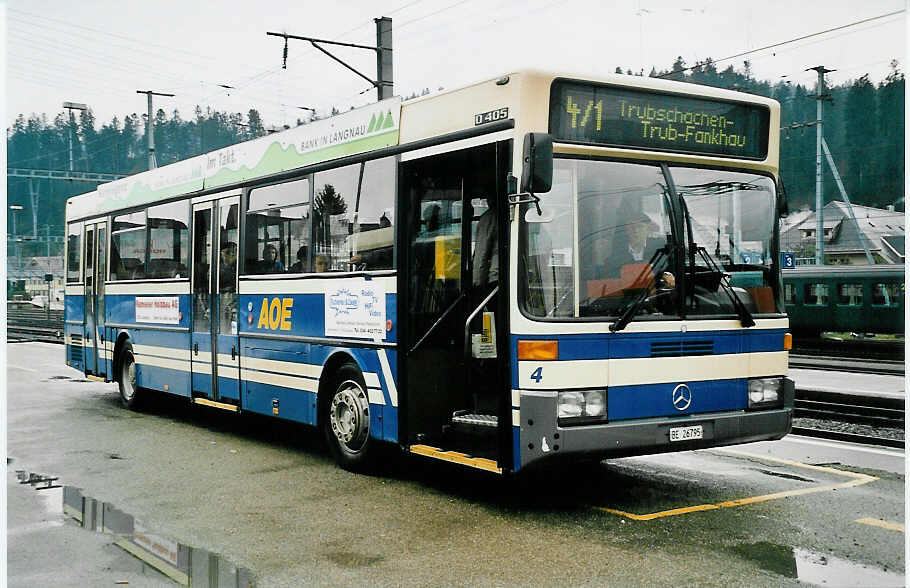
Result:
[451, 412, 498, 427]
[409, 445, 502, 474]
[192, 397, 239, 412]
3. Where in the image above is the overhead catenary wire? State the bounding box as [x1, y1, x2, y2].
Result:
[657, 9, 906, 79]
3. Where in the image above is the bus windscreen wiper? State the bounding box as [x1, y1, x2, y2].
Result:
[609, 246, 668, 333]
[694, 246, 755, 327]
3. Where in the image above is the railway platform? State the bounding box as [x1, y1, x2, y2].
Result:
[789, 368, 905, 400]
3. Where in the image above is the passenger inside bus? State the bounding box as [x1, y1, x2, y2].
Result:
[289, 245, 308, 273]
[260, 244, 285, 273]
[315, 254, 329, 273]
[219, 242, 237, 292]
[472, 195, 498, 290]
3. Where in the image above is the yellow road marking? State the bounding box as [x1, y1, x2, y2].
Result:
[855, 517, 905, 533]
[596, 449, 878, 521]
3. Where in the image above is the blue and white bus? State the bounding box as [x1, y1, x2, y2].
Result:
[65, 70, 794, 474]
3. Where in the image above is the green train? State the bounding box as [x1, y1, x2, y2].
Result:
[782, 265, 905, 336]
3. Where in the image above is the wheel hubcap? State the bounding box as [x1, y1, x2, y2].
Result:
[329, 381, 369, 453]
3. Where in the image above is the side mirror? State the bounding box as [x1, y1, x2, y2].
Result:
[520, 133, 553, 194]
[776, 178, 789, 218]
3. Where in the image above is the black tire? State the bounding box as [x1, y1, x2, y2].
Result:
[117, 342, 143, 410]
[322, 363, 375, 472]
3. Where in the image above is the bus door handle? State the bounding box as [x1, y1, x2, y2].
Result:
[193, 343, 198, 356]
[231, 345, 236, 361]
[464, 286, 499, 360]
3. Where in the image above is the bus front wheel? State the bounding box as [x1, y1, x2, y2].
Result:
[118, 342, 143, 410]
[322, 363, 374, 471]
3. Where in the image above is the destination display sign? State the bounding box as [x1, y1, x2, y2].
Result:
[549, 81, 770, 159]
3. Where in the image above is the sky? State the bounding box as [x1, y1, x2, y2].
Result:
[4, 0, 907, 132]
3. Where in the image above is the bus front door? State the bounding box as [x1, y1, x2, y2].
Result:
[191, 196, 241, 408]
[402, 142, 506, 464]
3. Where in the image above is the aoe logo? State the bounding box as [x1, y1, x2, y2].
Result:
[257, 297, 293, 331]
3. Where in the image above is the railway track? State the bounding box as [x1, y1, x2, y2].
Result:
[792, 388, 904, 449]
[7, 308, 64, 343]
[789, 354, 905, 376]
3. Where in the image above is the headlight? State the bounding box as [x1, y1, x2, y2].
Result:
[747, 377, 783, 408]
[584, 390, 606, 417]
[558, 389, 608, 424]
[558, 391, 584, 418]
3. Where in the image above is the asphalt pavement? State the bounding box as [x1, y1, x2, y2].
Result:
[6, 342, 906, 587]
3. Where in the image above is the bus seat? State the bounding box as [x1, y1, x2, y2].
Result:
[747, 286, 775, 313]
[619, 263, 653, 289]
[587, 279, 623, 298]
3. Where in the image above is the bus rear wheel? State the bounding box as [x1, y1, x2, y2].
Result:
[118, 342, 143, 410]
[323, 363, 375, 471]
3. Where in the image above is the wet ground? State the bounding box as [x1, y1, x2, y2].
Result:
[7, 342, 905, 586]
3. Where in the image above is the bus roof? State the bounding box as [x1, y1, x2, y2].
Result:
[67, 69, 779, 222]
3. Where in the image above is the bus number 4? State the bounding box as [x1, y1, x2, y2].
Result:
[530, 367, 543, 383]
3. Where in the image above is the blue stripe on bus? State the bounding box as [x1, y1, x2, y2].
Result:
[106, 294, 192, 329]
[509, 329, 787, 389]
[607, 378, 747, 420]
[237, 293, 397, 342]
[239, 336, 398, 443]
[511, 329, 786, 359]
[138, 364, 192, 398]
[244, 380, 317, 424]
[65, 294, 84, 321]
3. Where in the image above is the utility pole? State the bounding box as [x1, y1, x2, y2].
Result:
[136, 90, 175, 170]
[808, 66, 834, 266]
[267, 16, 393, 103]
[62, 102, 88, 172]
[375, 17, 393, 101]
[9, 204, 23, 280]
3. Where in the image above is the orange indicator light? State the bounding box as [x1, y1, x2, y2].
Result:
[783, 333, 792, 351]
[517, 340, 558, 360]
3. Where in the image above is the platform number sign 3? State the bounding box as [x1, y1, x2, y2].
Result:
[530, 367, 543, 383]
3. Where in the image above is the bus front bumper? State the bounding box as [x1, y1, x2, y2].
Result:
[518, 383, 794, 470]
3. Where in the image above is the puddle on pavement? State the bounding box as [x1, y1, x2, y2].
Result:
[731, 542, 904, 587]
[16, 466, 255, 587]
[793, 548, 904, 587]
[61, 485, 256, 587]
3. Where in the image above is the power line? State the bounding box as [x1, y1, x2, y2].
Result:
[657, 9, 906, 78]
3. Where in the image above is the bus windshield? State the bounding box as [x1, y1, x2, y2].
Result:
[519, 158, 780, 320]
[673, 166, 778, 317]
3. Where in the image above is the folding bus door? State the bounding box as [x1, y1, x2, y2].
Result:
[83, 221, 106, 376]
[191, 202, 215, 400]
[191, 196, 241, 409]
[214, 198, 240, 402]
[83, 225, 97, 374]
[401, 141, 507, 466]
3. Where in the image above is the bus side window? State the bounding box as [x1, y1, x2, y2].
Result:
[66, 223, 82, 283]
[147, 201, 189, 279]
[353, 157, 396, 270]
[111, 211, 147, 280]
[245, 178, 310, 276]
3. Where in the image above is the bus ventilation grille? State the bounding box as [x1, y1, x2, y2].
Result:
[70, 335, 83, 362]
[650, 340, 713, 357]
